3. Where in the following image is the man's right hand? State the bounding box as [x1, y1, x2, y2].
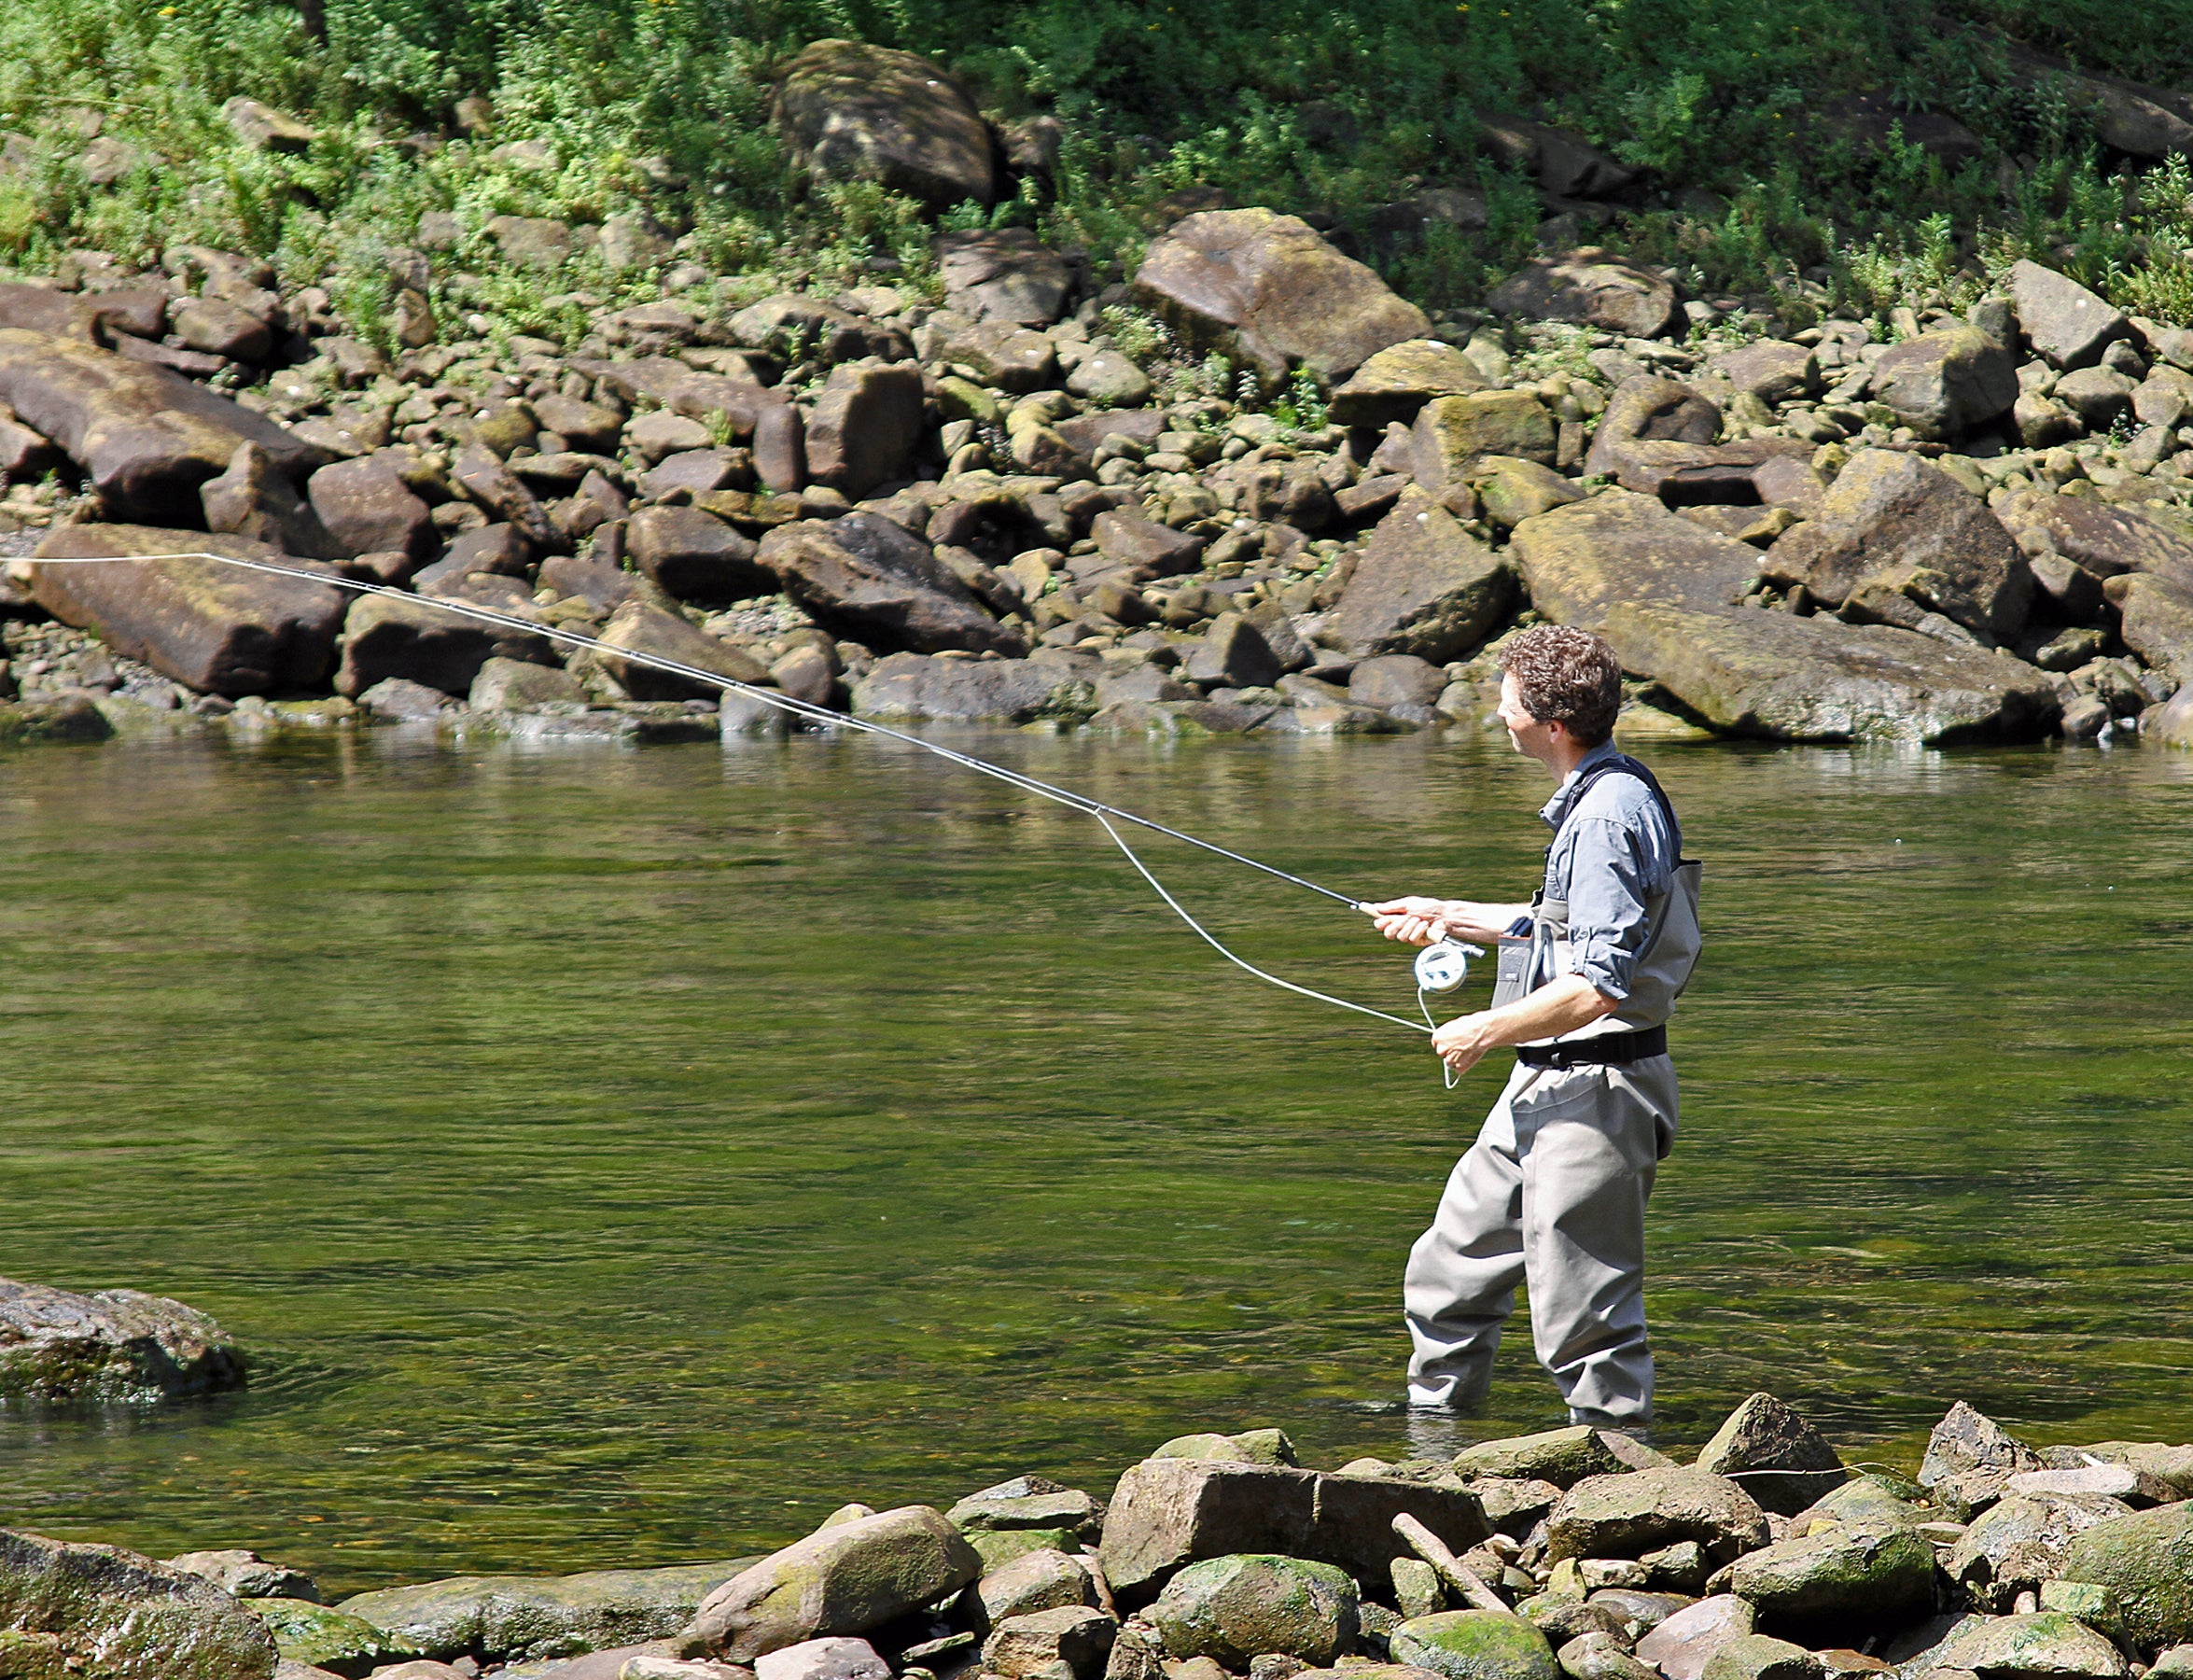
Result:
[1362, 897, 1456, 946]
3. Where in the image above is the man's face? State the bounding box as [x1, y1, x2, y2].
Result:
[1497, 672, 1560, 761]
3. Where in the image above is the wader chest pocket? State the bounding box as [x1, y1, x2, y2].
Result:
[1490, 938, 1532, 1009]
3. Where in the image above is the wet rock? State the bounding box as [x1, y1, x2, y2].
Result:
[471, 656, 587, 712]
[1513, 489, 1761, 629]
[1331, 341, 1488, 428]
[1693, 1394, 1845, 1517]
[169, 1549, 321, 1603]
[1546, 1468, 1769, 1564]
[309, 455, 439, 568]
[1630, 1596, 1756, 1680]
[1413, 392, 1557, 491]
[852, 651, 1096, 721]
[32, 525, 347, 697]
[1322, 488, 1514, 662]
[986, 1604, 1118, 1680]
[755, 1635, 891, 1680]
[1869, 327, 2018, 441]
[2008, 262, 2130, 371]
[773, 40, 996, 208]
[2056, 1501, 2193, 1649]
[938, 229, 1074, 325]
[0, 1274, 244, 1401]
[761, 514, 1025, 655]
[1947, 1493, 2132, 1613]
[1594, 601, 2060, 743]
[1151, 1555, 1357, 1668]
[1099, 1458, 1489, 1599]
[257, 1598, 429, 1676]
[1390, 1611, 1558, 1680]
[805, 360, 925, 499]
[0, 1527, 280, 1678]
[1921, 1613, 2129, 1680]
[0, 327, 324, 522]
[1697, 1635, 1821, 1680]
[340, 1561, 757, 1667]
[1184, 613, 1285, 688]
[334, 593, 552, 699]
[1486, 250, 1681, 341]
[1450, 1429, 1635, 1491]
[1152, 1431, 1301, 1468]
[1762, 451, 2031, 639]
[203, 441, 345, 560]
[627, 507, 771, 606]
[1920, 1403, 2045, 1517]
[982, 1550, 1105, 1624]
[1726, 1523, 1934, 1630]
[0, 693, 116, 742]
[1135, 208, 1430, 383]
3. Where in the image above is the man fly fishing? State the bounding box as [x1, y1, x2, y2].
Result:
[1365, 624, 1701, 1433]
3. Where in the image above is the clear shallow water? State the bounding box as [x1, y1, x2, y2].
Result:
[0, 726, 2188, 1597]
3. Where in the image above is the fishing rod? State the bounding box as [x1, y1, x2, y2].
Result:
[25, 548, 1488, 1037]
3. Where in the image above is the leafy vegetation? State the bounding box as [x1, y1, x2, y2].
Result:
[7, 0, 2193, 341]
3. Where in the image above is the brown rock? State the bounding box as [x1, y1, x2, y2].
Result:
[773, 40, 996, 208]
[1413, 391, 1556, 495]
[593, 600, 771, 702]
[1476, 115, 1634, 196]
[1488, 249, 1681, 340]
[937, 229, 1074, 325]
[1869, 327, 2018, 441]
[174, 296, 273, 364]
[335, 592, 553, 697]
[1092, 511, 1206, 579]
[202, 441, 344, 560]
[453, 445, 560, 553]
[1135, 208, 1430, 383]
[1704, 342, 1818, 407]
[1320, 487, 1515, 661]
[627, 506, 771, 605]
[805, 359, 925, 498]
[308, 454, 438, 568]
[2109, 570, 2193, 685]
[31, 525, 347, 695]
[1511, 489, 1762, 630]
[1330, 340, 1488, 428]
[759, 514, 1025, 655]
[1991, 489, 2193, 586]
[1583, 377, 1720, 482]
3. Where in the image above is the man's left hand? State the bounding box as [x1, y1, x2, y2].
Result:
[1431, 1013, 1497, 1076]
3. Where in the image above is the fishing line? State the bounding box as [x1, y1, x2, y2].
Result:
[25, 548, 1451, 1035]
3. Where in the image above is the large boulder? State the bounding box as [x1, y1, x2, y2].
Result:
[0, 1528, 280, 1679]
[1760, 450, 2032, 639]
[1487, 250, 1681, 340]
[759, 514, 1025, 655]
[334, 593, 555, 698]
[1320, 488, 1515, 662]
[1135, 209, 1430, 383]
[851, 651, 1097, 721]
[1947, 1493, 2134, 1613]
[203, 441, 346, 560]
[804, 359, 925, 499]
[1920, 1401, 2045, 1516]
[984, 1604, 1116, 1680]
[1098, 1457, 1489, 1598]
[978, 1549, 1103, 1624]
[2056, 1502, 2193, 1650]
[1510, 490, 1762, 629]
[0, 1276, 244, 1401]
[1692, 1395, 1845, 1517]
[773, 40, 995, 208]
[1412, 392, 1557, 487]
[625, 506, 772, 606]
[338, 1562, 754, 1666]
[2008, 262, 2131, 370]
[0, 328, 324, 523]
[31, 525, 348, 696]
[1725, 1524, 1935, 1630]
[1595, 602, 2061, 743]
[1150, 1555, 1360, 1667]
[1545, 1468, 1769, 1563]
[680, 1505, 984, 1662]
[1390, 1611, 1558, 1680]
[1991, 489, 2193, 586]
[1869, 326, 2018, 441]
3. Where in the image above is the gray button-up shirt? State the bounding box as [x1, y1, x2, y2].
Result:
[1531, 742, 1681, 1004]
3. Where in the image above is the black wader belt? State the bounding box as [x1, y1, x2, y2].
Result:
[1516, 1025, 1668, 1069]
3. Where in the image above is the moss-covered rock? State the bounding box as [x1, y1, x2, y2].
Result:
[1151, 1554, 1359, 1667]
[0, 1278, 244, 1402]
[1390, 1610, 1558, 1680]
[1449, 1428, 1631, 1491]
[1547, 1468, 1769, 1564]
[340, 1560, 756, 1665]
[1726, 1523, 1934, 1628]
[2058, 1503, 2193, 1650]
[970, 1530, 1083, 1573]
[1693, 1393, 1846, 1518]
[1151, 1430, 1299, 1467]
[1922, 1612, 2130, 1679]
[0, 1528, 279, 1680]
[1948, 1493, 2133, 1613]
[253, 1598, 426, 1677]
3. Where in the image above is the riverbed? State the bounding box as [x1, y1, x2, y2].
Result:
[1, 726, 2187, 1594]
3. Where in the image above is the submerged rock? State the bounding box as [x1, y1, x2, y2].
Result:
[0, 1276, 244, 1402]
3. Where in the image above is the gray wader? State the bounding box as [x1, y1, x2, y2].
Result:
[1404, 756, 1701, 1426]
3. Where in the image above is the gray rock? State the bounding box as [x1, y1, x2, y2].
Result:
[1068, 351, 1154, 408]
[2054, 366, 2137, 430]
[951, 1480, 1105, 1538]
[31, 525, 348, 698]
[755, 1635, 891, 1680]
[1323, 488, 1514, 662]
[759, 514, 1024, 655]
[1348, 653, 1447, 711]
[1546, 1469, 1769, 1564]
[937, 229, 1074, 325]
[941, 322, 1060, 393]
[1486, 249, 1680, 341]
[1093, 511, 1206, 579]
[627, 506, 771, 606]
[2111, 569, 2193, 686]
[982, 1550, 1104, 1624]
[1512, 488, 1761, 629]
[1413, 392, 1557, 488]
[485, 215, 573, 268]
[1870, 327, 2018, 441]
[1098, 1458, 1489, 1598]
[1947, 1493, 2133, 1613]
[1704, 342, 1819, 407]
[2009, 262, 2131, 370]
[1692, 1394, 1845, 1517]
[335, 592, 552, 698]
[0, 1528, 279, 1678]
[851, 651, 1096, 721]
[1390, 1611, 1558, 1680]
[1135, 208, 1430, 383]
[1449, 1428, 1635, 1491]
[175, 295, 273, 363]
[1725, 1523, 1933, 1629]
[1630, 1596, 1755, 1680]
[1476, 117, 1634, 196]
[1696, 1635, 1821, 1680]
[168, 1549, 321, 1603]
[1152, 1555, 1357, 1668]
[0, 1275, 244, 1401]
[1559, 1631, 1660, 1680]
[453, 445, 560, 553]
[2056, 1501, 2193, 1649]
[358, 676, 458, 720]
[985, 1605, 1118, 1680]
[805, 359, 924, 499]
[971, 1530, 1087, 1574]
[470, 656, 587, 712]
[1919, 1402, 2044, 1516]
[1184, 613, 1285, 688]
[1920, 1613, 2129, 1680]
[774, 40, 995, 207]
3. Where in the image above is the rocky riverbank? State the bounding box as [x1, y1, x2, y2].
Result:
[2, 45, 2193, 751]
[6, 1381, 2192, 1680]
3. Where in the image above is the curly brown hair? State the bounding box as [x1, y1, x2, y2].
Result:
[1499, 624, 1622, 747]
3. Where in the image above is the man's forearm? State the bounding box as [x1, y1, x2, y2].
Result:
[1471, 973, 1619, 1047]
[1436, 901, 1533, 941]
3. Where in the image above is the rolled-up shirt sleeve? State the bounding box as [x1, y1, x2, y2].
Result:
[1555, 817, 1654, 1002]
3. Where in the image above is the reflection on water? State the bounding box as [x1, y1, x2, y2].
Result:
[0, 726, 2188, 1593]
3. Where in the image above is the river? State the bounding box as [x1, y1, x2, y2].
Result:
[1, 725, 2188, 1595]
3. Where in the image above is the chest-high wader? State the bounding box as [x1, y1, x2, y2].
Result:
[1488, 754, 1702, 1034]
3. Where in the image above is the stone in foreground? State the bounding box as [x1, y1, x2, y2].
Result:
[0, 1275, 244, 1402]
[1631, 1596, 1756, 1680]
[1135, 208, 1430, 383]
[1546, 1468, 1769, 1563]
[256, 1597, 427, 1676]
[1390, 1611, 1559, 1680]
[1150, 1554, 1360, 1667]
[341, 1561, 757, 1666]
[754, 1635, 890, 1680]
[1947, 1493, 2133, 1614]
[1726, 1522, 1934, 1629]
[1693, 1394, 1846, 1517]
[1922, 1612, 2130, 1679]
[334, 592, 552, 699]
[0, 1528, 280, 1678]
[32, 525, 348, 697]
[772, 40, 995, 207]
[2057, 1501, 2193, 1649]
[984, 1604, 1117, 1680]
[1697, 1634, 1821, 1680]
[681, 1505, 983, 1662]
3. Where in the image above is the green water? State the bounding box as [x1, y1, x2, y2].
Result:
[1, 727, 2189, 1597]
